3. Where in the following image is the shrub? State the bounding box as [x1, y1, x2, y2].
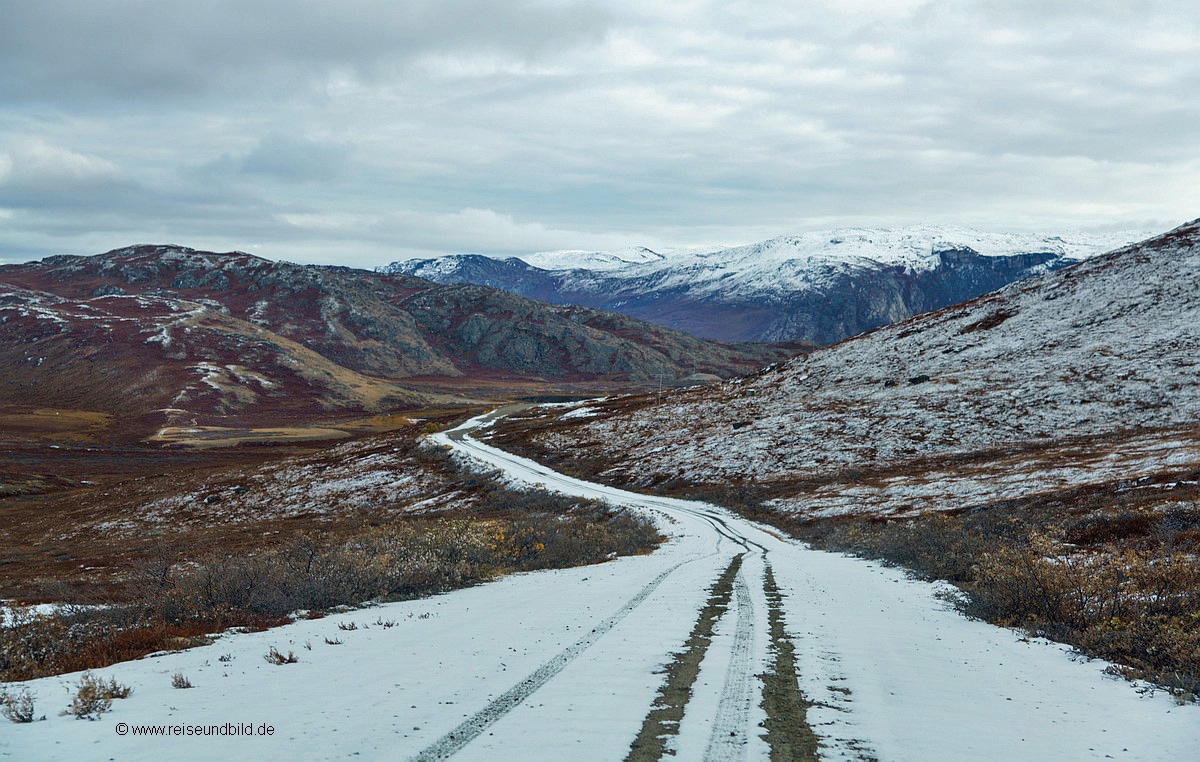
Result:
[794, 509, 1200, 702]
[66, 673, 114, 720]
[0, 466, 661, 683]
[264, 647, 297, 665]
[101, 675, 133, 699]
[171, 673, 192, 689]
[0, 685, 40, 723]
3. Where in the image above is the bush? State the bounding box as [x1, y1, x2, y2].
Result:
[0, 685, 40, 723]
[66, 672, 116, 720]
[794, 510, 1200, 703]
[965, 536, 1200, 700]
[264, 647, 297, 665]
[0, 481, 661, 682]
[100, 675, 133, 699]
[171, 672, 192, 689]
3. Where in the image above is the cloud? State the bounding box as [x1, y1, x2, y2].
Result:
[0, 138, 122, 188]
[0, 1, 611, 104]
[197, 134, 354, 183]
[0, 1, 1197, 267]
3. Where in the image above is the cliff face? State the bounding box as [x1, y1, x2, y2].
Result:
[751, 250, 1069, 344]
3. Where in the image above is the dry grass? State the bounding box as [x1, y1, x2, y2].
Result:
[0, 407, 113, 444]
[263, 647, 298, 666]
[62, 672, 132, 720]
[0, 407, 662, 682]
[0, 452, 661, 682]
[787, 489, 1200, 703]
[0, 685, 40, 723]
[147, 425, 352, 448]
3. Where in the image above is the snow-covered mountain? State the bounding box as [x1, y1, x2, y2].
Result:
[490, 219, 1200, 518]
[521, 246, 667, 271]
[382, 226, 1144, 344]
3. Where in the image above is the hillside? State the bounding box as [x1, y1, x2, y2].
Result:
[488, 221, 1200, 513]
[384, 226, 1141, 344]
[0, 245, 803, 434]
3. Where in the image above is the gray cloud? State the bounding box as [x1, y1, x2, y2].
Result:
[197, 134, 354, 183]
[1, 1, 1197, 266]
[0, 0, 611, 103]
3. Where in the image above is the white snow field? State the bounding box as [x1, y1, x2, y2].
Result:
[3, 410, 1197, 761]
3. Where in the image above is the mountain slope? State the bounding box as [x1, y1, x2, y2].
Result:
[385, 226, 1141, 343]
[0, 246, 802, 432]
[0, 284, 443, 425]
[489, 221, 1200, 510]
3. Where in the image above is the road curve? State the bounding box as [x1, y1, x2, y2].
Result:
[7, 407, 1197, 762]
[429, 407, 1200, 761]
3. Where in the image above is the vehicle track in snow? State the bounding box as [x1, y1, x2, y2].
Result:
[703, 563, 759, 761]
[409, 553, 710, 762]
[432, 408, 816, 762]
[625, 554, 744, 761]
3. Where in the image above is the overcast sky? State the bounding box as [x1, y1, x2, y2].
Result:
[1, 0, 1197, 267]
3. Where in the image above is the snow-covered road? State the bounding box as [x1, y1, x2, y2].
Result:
[4, 409, 1198, 761]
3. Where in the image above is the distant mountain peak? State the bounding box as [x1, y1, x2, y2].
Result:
[381, 225, 1149, 345]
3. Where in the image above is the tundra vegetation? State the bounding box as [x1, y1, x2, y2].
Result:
[0, 442, 660, 682]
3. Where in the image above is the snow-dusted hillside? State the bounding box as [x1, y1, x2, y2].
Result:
[499, 219, 1200, 517]
[0, 245, 794, 431]
[385, 226, 1144, 343]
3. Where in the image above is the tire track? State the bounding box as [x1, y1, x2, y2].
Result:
[758, 564, 820, 761]
[439, 409, 775, 761]
[626, 554, 744, 762]
[410, 556, 706, 762]
[704, 563, 758, 761]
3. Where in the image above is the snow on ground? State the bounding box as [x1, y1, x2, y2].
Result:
[773, 428, 1200, 519]
[559, 406, 599, 420]
[402, 227, 1140, 279]
[557, 226, 1141, 301]
[379, 226, 1144, 330]
[520, 246, 668, 271]
[4, 413, 1197, 761]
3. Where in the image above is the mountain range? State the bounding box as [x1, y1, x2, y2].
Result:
[384, 226, 1142, 344]
[0, 246, 800, 436]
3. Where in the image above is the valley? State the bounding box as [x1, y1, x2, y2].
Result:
[2, 223, 1198, 760]
[6, 4, 1197, 759]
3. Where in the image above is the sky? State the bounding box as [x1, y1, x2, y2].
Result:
[1, 0, 1198, 268]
